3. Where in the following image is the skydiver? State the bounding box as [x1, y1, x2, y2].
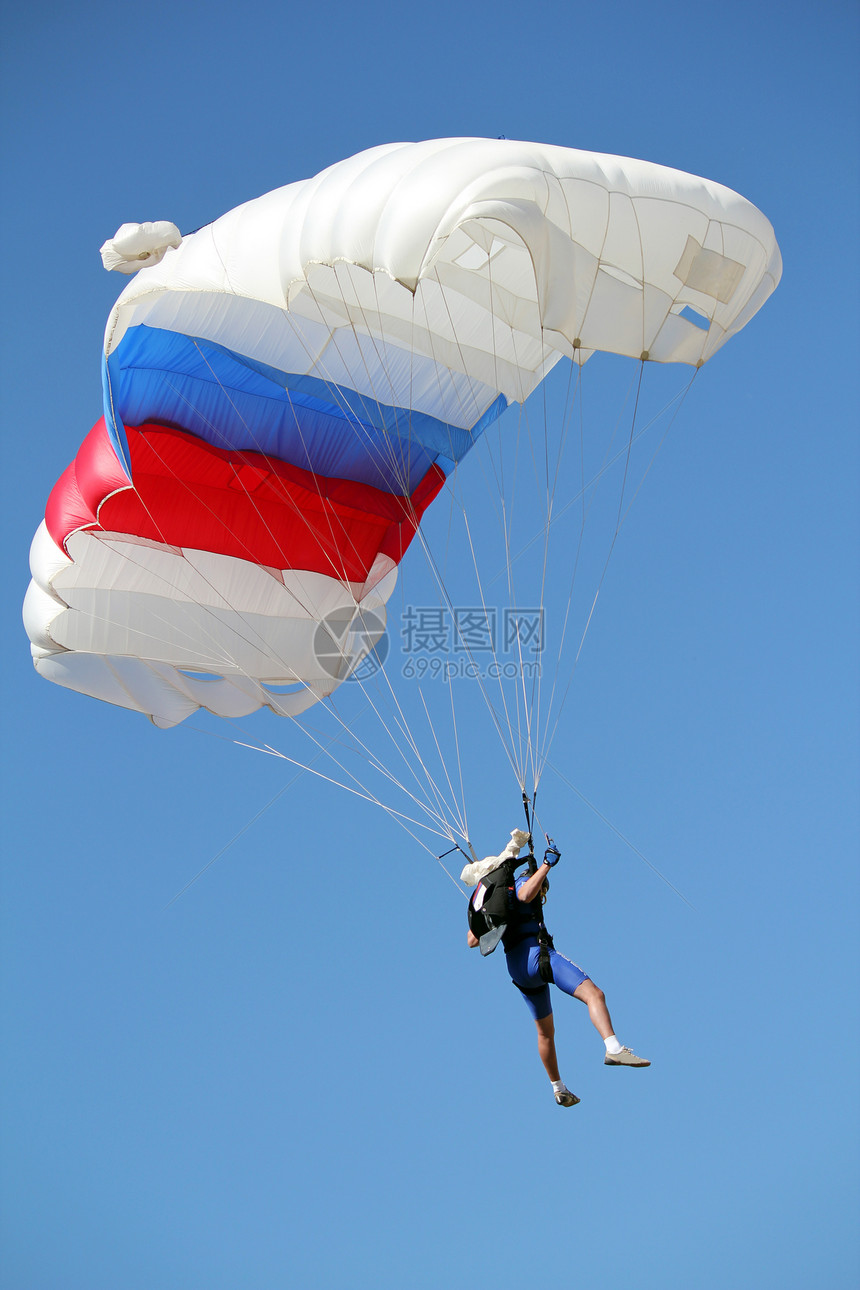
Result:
[463, 829, 650, 1107]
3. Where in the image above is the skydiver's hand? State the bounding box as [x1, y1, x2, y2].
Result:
[544, 843, 561, 867]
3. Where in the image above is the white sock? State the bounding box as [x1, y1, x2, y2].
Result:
[604, 1035, 624, 1056]
[551, 1079, 567, 1094]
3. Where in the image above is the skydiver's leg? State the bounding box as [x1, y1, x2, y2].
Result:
[542, 952, 650, 1067]
[535, 1012, 561, 1081]
[572, 978, 615, 1040]
[573, 979, 651, 1066]
[535, 1014, 580, 1106]
[546, 952, 616, 1039]
[513, 983, 578, 1103]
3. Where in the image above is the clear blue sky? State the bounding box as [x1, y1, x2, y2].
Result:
[2, 3, 858, 1288]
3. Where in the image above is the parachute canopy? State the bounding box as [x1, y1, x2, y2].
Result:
[24, 139, 781, 728]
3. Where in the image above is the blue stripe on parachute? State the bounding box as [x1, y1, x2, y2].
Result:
[103, 326, 507, 495]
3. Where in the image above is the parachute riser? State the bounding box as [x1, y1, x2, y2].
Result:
[522, 790, 538, 875]
[438, 841, 476, 865]
[520, 788, 558, 983]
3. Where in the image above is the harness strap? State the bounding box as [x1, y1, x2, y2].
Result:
[515, 980, 546, 996]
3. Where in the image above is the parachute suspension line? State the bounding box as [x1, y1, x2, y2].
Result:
[259, 649, 466, 838]
[410, 512, 525, 788]
[125, 360, 411, 730]
[421, 272, 513, 574]
[167, 718, 470, 914]
[306, 699, 470, 846]
[273, 290, 487, 838]
[422, 286, 532, 788]
[324, 683, 469, 840]
[520, 336, 571, 790]
[297, 268, 493, 845]
[504, 325, 573, 793]
[302, 673, 465, 842]
[533, 354, 633, 779]
[521, 788, 539, 870]
[294, 714, 474, 882]
[424, 258, 578, 802]
[472, 317, 567, 796]
[231, 706, 461, 843]
[416, 686, 471, 843]
[528, 351, 583, 789]
[485, 247, 532, 788]
[162, 710, 378, 909]
[537, 366, 699, 779]
[324, 269, 483, 834]
[442, 658, 471, 842]
[435, 851, 471, 895]
[614, 366, 700, 532]
[415, 500, 523, 786]
[426, 266, 508, 535]
[488, 345, 534, 788]
[235, 734, 458, 850]
[613, 361, 646, 532]
[274, 269, 483, 839]
[535, 363, 699, 784]
[404, 274, 536, 796]
[293, 706, 477, 866]
[489, 376, 698, 586]
[232, 293, 471, 828]
[536, 361, 647, 780]
[550, 354, 580, 504]
[431, 471, 531, 787]
[535, 357, 593, 779]
[133, 366, 461, 807]
[351, 273, 485, 833]
[547, 758, 696, 909]
[320, 703, 440, 807]
[500, 411, 531, 788]
[494, 356, 540, 789]
[443, 241, 550, 790]
[402, 305, 488, 839]
[110, 410, 458, 836]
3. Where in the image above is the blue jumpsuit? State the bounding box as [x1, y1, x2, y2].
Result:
[503, 873, 590, 1021]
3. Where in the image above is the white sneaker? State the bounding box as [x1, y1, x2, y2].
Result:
[604, 1046, 650, 1067]
[554, 1088, 581, 1106]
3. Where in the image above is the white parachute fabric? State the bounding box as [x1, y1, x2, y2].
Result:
[25, 520, 395, 728]
[100, 221, 182, 273]
[460, 828, 531, 886]
[104, 138, 782, 403]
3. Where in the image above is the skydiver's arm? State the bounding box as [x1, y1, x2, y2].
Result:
[515, 862, 551, 904]
[467, 928, 479, 948]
